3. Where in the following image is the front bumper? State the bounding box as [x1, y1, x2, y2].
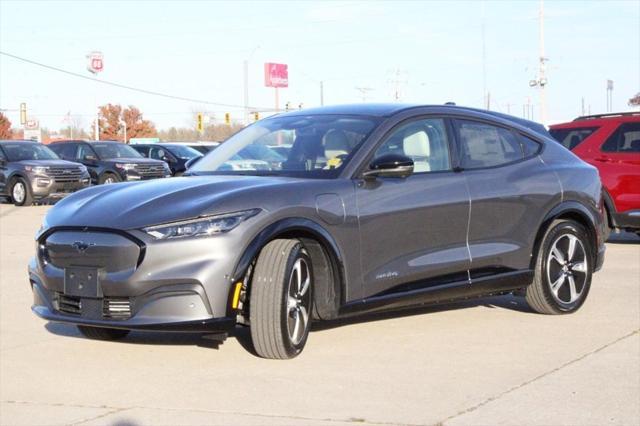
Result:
[30, 176, 90, 198]
[29, 226, 248, 332]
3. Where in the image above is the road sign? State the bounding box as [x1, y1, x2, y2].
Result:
[196, 113, 204, 132]
[25, 119, 39, 130]
[19, 103, 26, 125]
[86, 51, 104, 74]
[129, 137, 159, 144]
[264, 63, 288, 88]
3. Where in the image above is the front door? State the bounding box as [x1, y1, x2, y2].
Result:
[356, 117, 471, 298]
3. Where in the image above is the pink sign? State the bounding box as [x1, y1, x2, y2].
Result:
[87, 51, 104, 74]
[264, 63, 288, 88]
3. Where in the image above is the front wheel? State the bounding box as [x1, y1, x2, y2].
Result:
[526, 219, 593, 314]
[99, 173, 121, 185]
[249, 239, 313, 359]
[11, 178, 33, 206]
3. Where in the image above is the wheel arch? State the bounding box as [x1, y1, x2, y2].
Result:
[232, 217, 345, 320]
[530, 201, 600, 270]
[601, 186, 617, 227]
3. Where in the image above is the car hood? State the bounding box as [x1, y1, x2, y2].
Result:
[16, 159, 81, 168]
[46, 175, 298, 230]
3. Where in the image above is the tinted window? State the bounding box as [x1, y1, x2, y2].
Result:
[549, 127, 598, 150]
[93, 143, 143, 159]
[374, 118, 451, 173]
[456, 120, 522, 169]
[164, 144, 201, 160]
[602, 122, 640, 153]
[2, 143, 59, 161]
[149, 147, 168, 160]
[520, 135, 542, 157]
[50, 143, 76, 160]
[133, 145, 150, 157]
[77, 144, 96, 161]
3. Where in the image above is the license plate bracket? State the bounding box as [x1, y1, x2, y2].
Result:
[64, 267, 101, 298]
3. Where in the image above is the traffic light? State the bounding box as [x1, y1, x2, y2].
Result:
[20, 103, 27, 125]
[285, 102, 291, 112]
[196, 113, 204, 132]
[224, 113, 231, 125]
[254, 112, 259, 121]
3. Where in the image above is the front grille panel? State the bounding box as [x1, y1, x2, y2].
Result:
[47, 167, 84, 182]
[134, 164, 165, 177]
[103, 298, 131, 319]
[58, 294, 81, 315]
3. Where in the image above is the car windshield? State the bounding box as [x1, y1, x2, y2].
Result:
[190, 115, 379, 178]
[549, 127, 599, 150]
[2, 143, 59, 161]
[93, 143, 143, 159]
[165, 145, 202, 160]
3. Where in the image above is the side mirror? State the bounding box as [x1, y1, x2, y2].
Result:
[362, 154, 414, 179]
[83, 154, 97, 165]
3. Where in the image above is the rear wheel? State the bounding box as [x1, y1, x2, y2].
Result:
[11, 178, 33, 206]
[249, 239, 313, 359]
[77, 325, 130, 340]
[526, 220, 593, 314]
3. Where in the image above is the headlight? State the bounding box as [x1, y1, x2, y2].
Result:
[142, 209, 260, 240]
[78, 165, 88, 173]
[115, 163, 137, 170]
[25, 166, 49, 174]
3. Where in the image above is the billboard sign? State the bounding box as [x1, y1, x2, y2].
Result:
[87, 51, 104, 74]
[264, 63, 288, 88]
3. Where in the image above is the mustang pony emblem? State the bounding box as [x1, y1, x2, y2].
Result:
[71, 241, 95, 254]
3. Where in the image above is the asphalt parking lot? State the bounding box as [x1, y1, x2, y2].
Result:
[0, 203, 638, 426]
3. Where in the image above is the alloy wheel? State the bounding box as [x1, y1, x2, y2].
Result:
[12, 182, 25, 204]
[546, 233, 588, 305]
[286, 257, 311, 345]
[104, 177, 116, 184]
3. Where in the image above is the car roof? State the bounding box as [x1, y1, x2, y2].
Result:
[550, 112, 640, 129]
[0, 140, 40, 144]
[281, 103, 550, 137]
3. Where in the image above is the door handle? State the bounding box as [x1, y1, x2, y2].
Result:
[594, 157, 613, 163]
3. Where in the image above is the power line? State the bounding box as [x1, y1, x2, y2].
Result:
[0, 51, 275, 111]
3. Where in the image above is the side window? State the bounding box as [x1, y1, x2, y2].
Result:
[373, 118, 451, 173]
[602, 122, 640, 153]
[520, 135, 542, 157]
[76, 144, 95, 161]
[456, 120, 523, 169]
[149, 147, 166, 160]
[548, 127, 598, 150]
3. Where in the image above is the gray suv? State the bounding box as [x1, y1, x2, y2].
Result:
[0, 140, 90, 206]
[29, 104, 606, 359]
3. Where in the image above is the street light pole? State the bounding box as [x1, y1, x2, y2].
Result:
[243, 46, 260, 125]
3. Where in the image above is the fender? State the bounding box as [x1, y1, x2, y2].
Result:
[231, 217, 346, 318]
[6, 171, 30, 192]
[601, 186, 617, 227]
[530, 200, 600, 269]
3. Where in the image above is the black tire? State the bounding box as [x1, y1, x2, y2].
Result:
[99, 173, 121, 185]
[602, 206, 612, 242]
[77, 325, 130, 340]
[526, 219, 593, 314]
[10, 177, 33, 206]
[249, 239, 313, 359]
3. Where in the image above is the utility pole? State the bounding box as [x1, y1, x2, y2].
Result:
[606, 80, 614, 112]
[389, 68, 408, 102]
[243, 46, 259, 125]
[482, 1, 488, 109]
[581, 97, 585, 115]
[320, 81, 324, 106]
[528, 0, 548, 123]
[355, 87, 373, 102]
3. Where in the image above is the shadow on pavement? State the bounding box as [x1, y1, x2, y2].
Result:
[43, 293, 532, 353]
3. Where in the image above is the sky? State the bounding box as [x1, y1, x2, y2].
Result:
[0, 0, 638, 131]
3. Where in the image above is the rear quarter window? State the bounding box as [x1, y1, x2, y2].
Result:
[549, 127, 598, 150]
[601, 122, 640, 153]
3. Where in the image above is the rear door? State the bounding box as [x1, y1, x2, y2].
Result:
[453, 118, 557, 276]
[597, 121, 640, 214]
[356, 117, 471, 298]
